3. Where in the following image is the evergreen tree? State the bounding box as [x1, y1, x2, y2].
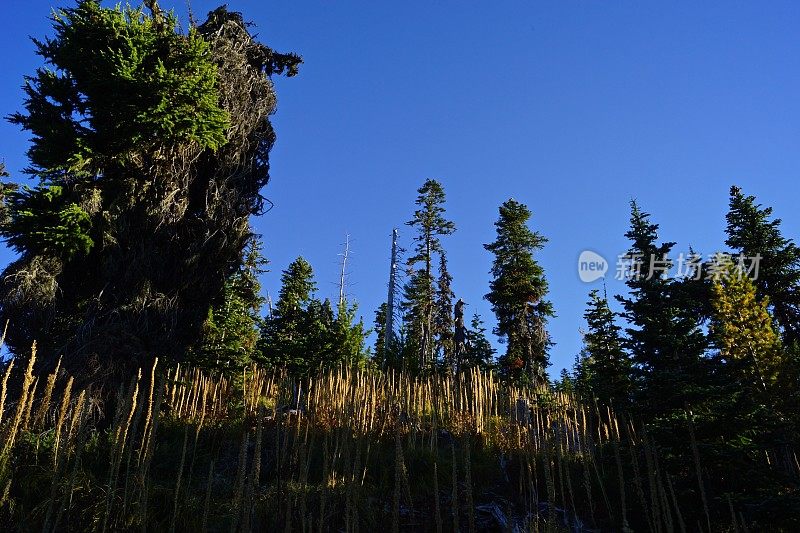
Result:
[400, 273, 428, 373]
[572, 351, 592, 402]
[725, 186, 800, 344]
[188, 238, 267, 373]
[373, 303, 388, 366]
[434, 253, 455, 369]
[275, 258, 316, 321]
[554, 368, 575, 395]
[709, 256, 783, 393]
[258, 257, 319, 373]
[0, 1, 301, 383]
[374, 302, 404, 369]
[578, 289, 631, 408]
[616, 201, 708, 417]
[464, 313, 496, 371]
[329, 299, 370, 367]
[484, 199, 553, 385]
[402, 179, 455, 373]
[258, 257, 367, 374]
[702, 256, 798, 513]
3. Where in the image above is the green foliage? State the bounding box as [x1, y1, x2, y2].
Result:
[4, 185, 93, 258]
[257, 257, 368, 374]
[709, 256, 783, 392]
[464, 313, 495, 371]
[553, 368, 575, 394]
[484, 199, 553, 386]
[402, 179, 455, 373]
[11, 0, 229, 177]
[726, 185, 800, 344]
[0, 1, 300, 384]
[188, 238, 267, 373]
[257, 257, 316, 372]
[434, 253, 455, 366]
[616, 201, 708, 418]
[575, 289, 631, 408]
[329, 300, 370, 367]
[372, 302, 389, 364]
[373, 302, 405, 369]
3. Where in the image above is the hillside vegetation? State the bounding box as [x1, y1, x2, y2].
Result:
[0, 2, 797, 531]
[0, 349, 797, 531]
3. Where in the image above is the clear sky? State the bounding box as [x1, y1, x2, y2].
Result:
[1, 1, 799, 375]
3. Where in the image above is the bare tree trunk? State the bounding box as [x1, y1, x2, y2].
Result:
[384, 229, 399, 367]
[338, 234, 350, 308]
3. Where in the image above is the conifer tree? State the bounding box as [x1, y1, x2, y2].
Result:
[258, 257, 367, 374]
[725, 186, 800, 344]
[0, 1, 301, 382]
[188, 238, 267, 372]
[578, 289, 631, 408]
[554, 369, 575, 395]
[402, 179, 455, 372]
[709, 256, 783, 392]
[572, 351, 592, 401]
[484, 199, 553, 385]
[697, 257, 800, 531]
[374, 301, 404, 369]
[329, 299, 370, 368]
[616, 201, 708, 417]
[401, 274, 428, 372]
[434, 253, 455, 369]
[258, 257, 318, 373]
[464, 313, 496, 371]
[373, 303, 388, 366]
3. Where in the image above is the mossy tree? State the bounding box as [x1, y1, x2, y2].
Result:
[0, 1, 300, 383]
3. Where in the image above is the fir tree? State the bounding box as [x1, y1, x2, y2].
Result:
[374, 301, 404, 369]
[616, 201, 708, 417]
[704, 256, 796, 501]
[484, 199, 553, 385]
[554, 368, 575, 395]
[188, 238, 267, 373]
[402, 179, 455, 373]
[0, 1, 301, 383]
[709, 256, 783, 392]
[725, 186, 800, 344]
[275, 258, 316, 320]
[329, 300, 370, 368]
[434, 253, 455, 369]
[572, 351, 592, 402]
[373, 303, 388, 366]
[400, 273, 429, 373]
[464, 313, 496, 371]
[258, 257, 367, 374]
[578, 289, 631, 408]
[258, 257, 318, 373]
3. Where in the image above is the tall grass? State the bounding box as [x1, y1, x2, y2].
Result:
[0, 354, 795, 531]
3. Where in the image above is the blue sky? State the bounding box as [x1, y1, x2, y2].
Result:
[1, 1, 799, 375]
